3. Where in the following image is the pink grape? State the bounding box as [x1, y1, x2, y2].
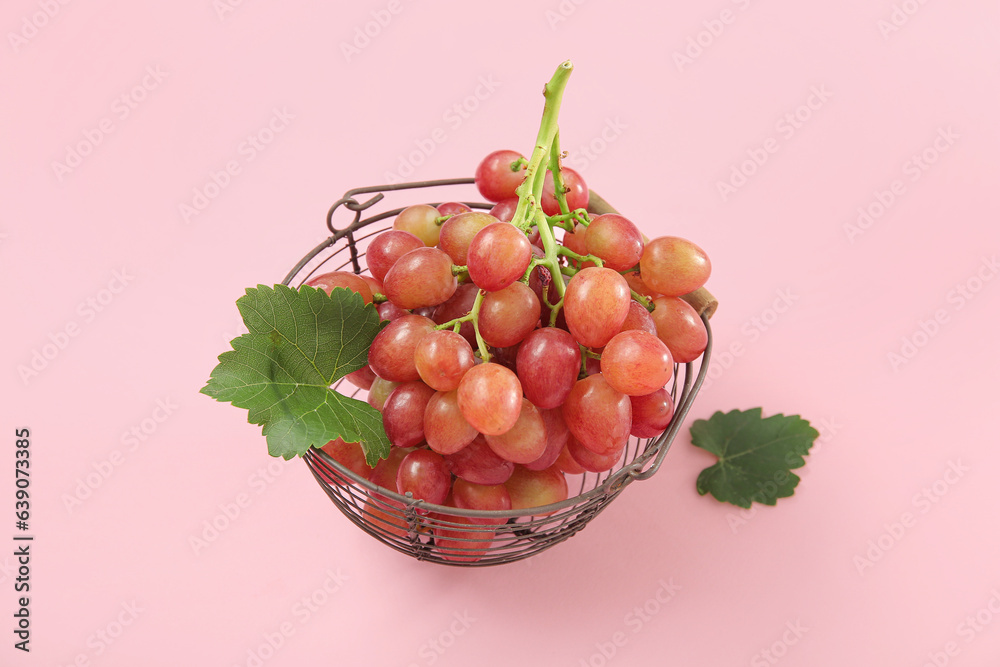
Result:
[436, 201, 472, 216]
[484, 398, 547, 464]
[457, 363, 523, 436]
[515, 328, 581, 409]
[432, 283, 479, 346]
[359, 274, 383, 298]
[475, 149, 527, 202]
[650, 296, 709, 363]
[414, 330, 475, 391]
[489, 197, 519, 222]
[438, 212, 497, 265]
[524, 408, 570, 471]
[562, 374, 631, 455]
[478, 282, 541, 348]
[305, 271, 373, 304]
[368, 446, 415, 493]
[382, 247, 457, 309]
[504, 466, 568, 515]
[396, 449, 450, 505]
[618, 300, 658, 337]
[639, 236, 711, 297]
[377, 300, 409, 322]
[541, 167, 589, 216]
[393, 204, 442, 247]
[563, 267, 631, 348]
[452, 479, 512, 524]
[366, 230, 424, 283]
[345, 365, 376, 390]
[444, 436, 515, 485]
[319, 438, 373, 486]
[600, 330, 674, 396]
[366, 377, 400, 412]
[467, 223, 532, 292]
[433, 514, 495, 562]
[424, 390, 479, 455]
[382, 381, 436, 448]
[624, 271, 660, 300]
[630, 388, 675, 438]
[585, 214, 644, 272]
[368, 314, 436, 382]
[554, 442, 586, 475]
[567, 436, 624, 473]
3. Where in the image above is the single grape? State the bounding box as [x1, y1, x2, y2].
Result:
[475, 149, 527, 202]
[489, 343, 520, 373]
[489, 197, 519, 222]
[366, 230, 425, 283]
[515, 328, 581, 409]
[452, 479, 512, 524]
[433, 514, 495, 562]
[567, 436, 624, 473]
[377, 300, 409, 322]
[382, 247, 457, 310]
[524, 408, 570, 471]
[618, 299, 658, 337]
[382, 381, 436, 448]
[366, 377, 400, 412]
[444, 436, 515, 485]
[393, 204, 442, 247]
[630, 388, 675, 438]
[396, 449, 450, 505]
[414, 330, 476, 391]
[467, 223, 532, 292]
[624, 271, 660, 300]
[484, 398, 547, 464]
[554, 442, 586, 475]
[318, 438, 373, 486]
[359, 274, 384, 299]
[504, 466, 568, 515]
[305, 271, 373, 304]
[600, 330, 674, 396]
[368, 314, 436, 382]
[562, 374, 631, 454]
[649, 296, 709, 363]
[457, 363, 523, 435]
[585, 214, 644, 272]
[436, 201, 472, 216]
[639, 236, 711, 297]
[541, 167, 589, 216]
[563, 267, 631, 348]
[424, 390, 479, 455]
[432, 283, 479, 346]
[478, 282, 541, 348]
[438, 212, 497, 265]
[345, 365, 376, 390]
[368, 446, 415, 493]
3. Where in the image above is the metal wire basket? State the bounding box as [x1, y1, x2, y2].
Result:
[283, 178, 714, 567]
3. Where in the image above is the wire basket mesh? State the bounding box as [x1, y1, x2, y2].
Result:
[284, 178, 714, 566]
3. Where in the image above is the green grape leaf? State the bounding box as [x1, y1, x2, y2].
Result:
[200, 284, 389, 465]
[690, 408, 818, 509]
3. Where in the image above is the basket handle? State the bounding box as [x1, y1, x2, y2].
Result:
[587, 191, 717, 319]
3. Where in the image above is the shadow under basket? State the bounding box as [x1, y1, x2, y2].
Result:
[285, 178, 716, 567]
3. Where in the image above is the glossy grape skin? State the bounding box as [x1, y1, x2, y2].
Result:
[366, 377, 400, 412]
[359, 274, 384, 298]
[368, 446, 415, 493]
[489, 197, 519, 222]
[457, 363, 523, 436]
[368, 314, 436, 382]
[484, 398, 547, 464]
[393, 204, 442, 247]
[554, 442, 586, 475]
[396, 449, 450, 505]
[433, 514, 495, 562]
[345, 364, 376, 390]
[567, 436, 624, 473]
[504, 466, 568, 515]
[438, 212, 496, 265]
[382, 247, 457, 310]
[563, 267, 631, 348]
[600, 330, 674, 396]
[413, 330, 476, 392]
[377, 300, 409, 322]
[524, 408, 570, 471]
[630, 388, 675, 438]
[475, 149, 527, 202]
[467, 223, 533, 292]
[305, 271, 373, 304]
[541, 167, 589, 216]
[382, 381, 436, 448]
[424, 390, 479, 455]
[618, 300, 658, 337]
[452, 479, 512, 524]
[444, 436, 515, 485]
[639, 236, 711, 297]
[562, 374, 632, 455]
[650, 296, 709, 363]
[478, 282, 541, 348]
[319, 438, 373, 485]
[624, 271, 660, 300]
[515, 328, 581, 409]
[585, 214, 644, 272]
[366, 230, 425, 283]
[432, 283, 479, 346]
[436, 201, 472, 216]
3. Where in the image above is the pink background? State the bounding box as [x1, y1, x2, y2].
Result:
[4, 1, 1000, 665]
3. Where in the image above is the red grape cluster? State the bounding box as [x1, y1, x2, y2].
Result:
[312, 149, 711, 561]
